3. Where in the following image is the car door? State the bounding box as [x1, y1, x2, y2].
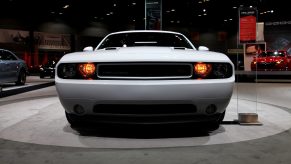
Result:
[0, 50, 19, 82]
[287, 52, 291, 70]
[0, 50, 6, 83]
[4, 50, 19, 81]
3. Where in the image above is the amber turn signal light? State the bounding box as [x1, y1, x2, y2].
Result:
[78, 63, 96, 78]
[194, 62, 212, 77]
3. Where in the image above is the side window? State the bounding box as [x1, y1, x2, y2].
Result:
[4, 51, 17, 60]
[0, 50, 3, 60]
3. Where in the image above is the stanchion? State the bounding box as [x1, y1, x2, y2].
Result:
[238, 113, 262, 125]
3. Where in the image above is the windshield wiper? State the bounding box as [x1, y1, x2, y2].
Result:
[104, 47, 119, 50]
[173, 47, 187, 50]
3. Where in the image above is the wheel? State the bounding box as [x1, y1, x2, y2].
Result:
[205, 111, 225, 131]
[218, 111, 226, 123]
[65, 112, 83, 127]
[15, 70, 26, 85]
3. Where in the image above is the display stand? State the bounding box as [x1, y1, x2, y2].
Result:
[238, 113, 262, 125]
[236, 7, 262, 126]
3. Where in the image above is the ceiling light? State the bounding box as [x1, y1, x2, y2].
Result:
[198, 15, 202, 17]
[113, 3, 117, 7]
[229, 18, 233, 21]
[224, 19, 227, 22]
[233, 6, 237, 9]
[51, 11, 55, 14]
[203, 13, 207, 16]
[132, 2, 136, 5]
[170, 21, 174, 23]
[198, 1, 202, 3]
[59, 12, 63, 15]
[260, 12, 264, 15]
[249, 6, 253, 8]
[271, 10, 274, 13]
[171, 9, 175, 12]
[203, 9, 206, 12]
[166, 10, 170, 13]
[63, 5, 69, 9]
[106, 13, 110, 16]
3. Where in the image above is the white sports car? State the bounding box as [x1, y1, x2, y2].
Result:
[55, 30, 234, 129]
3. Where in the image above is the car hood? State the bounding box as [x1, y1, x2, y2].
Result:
[58, 47, 232, 64]
[255, 56, 284, 62]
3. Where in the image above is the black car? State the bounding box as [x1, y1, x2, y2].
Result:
[39, 60, 56, 78]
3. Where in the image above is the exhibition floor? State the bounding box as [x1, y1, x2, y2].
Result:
[0, 82, 291, 163]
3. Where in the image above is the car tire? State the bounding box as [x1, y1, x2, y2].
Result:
[205, 111, 225, 131]
[15, 70, 26, 85]
[65, 112, 83, 127]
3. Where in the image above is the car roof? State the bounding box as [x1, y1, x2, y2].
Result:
[264, 50, 286, 52]
[108, 30, 183, 36]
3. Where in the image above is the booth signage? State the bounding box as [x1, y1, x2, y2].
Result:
[239, 8, 257, 44]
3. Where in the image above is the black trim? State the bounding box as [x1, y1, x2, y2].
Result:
[57, 62, 233, 80]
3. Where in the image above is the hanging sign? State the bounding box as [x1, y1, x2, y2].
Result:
[239, 8, 257, 44]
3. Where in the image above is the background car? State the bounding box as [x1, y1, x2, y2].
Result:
[56, 30, 235, 130]
[0, 49, 27, 85]
[39, 60, 57, 78]
[251, 50, 291, 71]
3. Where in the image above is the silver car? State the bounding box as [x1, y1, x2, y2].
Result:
[0, 49, 27, 85]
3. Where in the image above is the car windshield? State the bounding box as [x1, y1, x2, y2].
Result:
[44, 61, 57, 67]
[259, 51, 285, 57]
[97, 32, 194, 49]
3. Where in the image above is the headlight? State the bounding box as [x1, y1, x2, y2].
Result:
[194, 62, 212, 78]
[193, 62, 233, 79]
[276, 60, 283, 64]
[58, 64, 77, 79]
[78, 63, 96, 78]
[212, 63, 233, 78]
[57, 63, 97, 79]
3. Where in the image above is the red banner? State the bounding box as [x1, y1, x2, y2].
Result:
[239, 8, 257, 43]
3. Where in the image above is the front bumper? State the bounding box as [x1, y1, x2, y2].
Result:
[56, 77, 234, 123]
[251, 63, 287, 71]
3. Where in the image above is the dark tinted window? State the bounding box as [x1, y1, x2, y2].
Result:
[259, 51, 285, 57]
[0, 50, 17, 60]
[98, 32, 193, 49]
[44, 60, 57, 67]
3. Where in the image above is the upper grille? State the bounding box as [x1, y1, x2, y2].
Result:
[257, 62, 276, 69]
[97, 63, 193, 79]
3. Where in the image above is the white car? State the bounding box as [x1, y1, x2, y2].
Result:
[56, 30, 234, 129]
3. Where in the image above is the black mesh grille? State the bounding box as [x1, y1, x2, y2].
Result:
[257, 62, 276, 69]
[97, 63, 192, 78]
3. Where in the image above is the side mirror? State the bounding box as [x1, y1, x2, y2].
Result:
[83, 46, 94, 52]
[198, 46, 209, 51]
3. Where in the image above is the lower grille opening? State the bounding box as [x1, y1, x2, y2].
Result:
[93, 104, 197, 115]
